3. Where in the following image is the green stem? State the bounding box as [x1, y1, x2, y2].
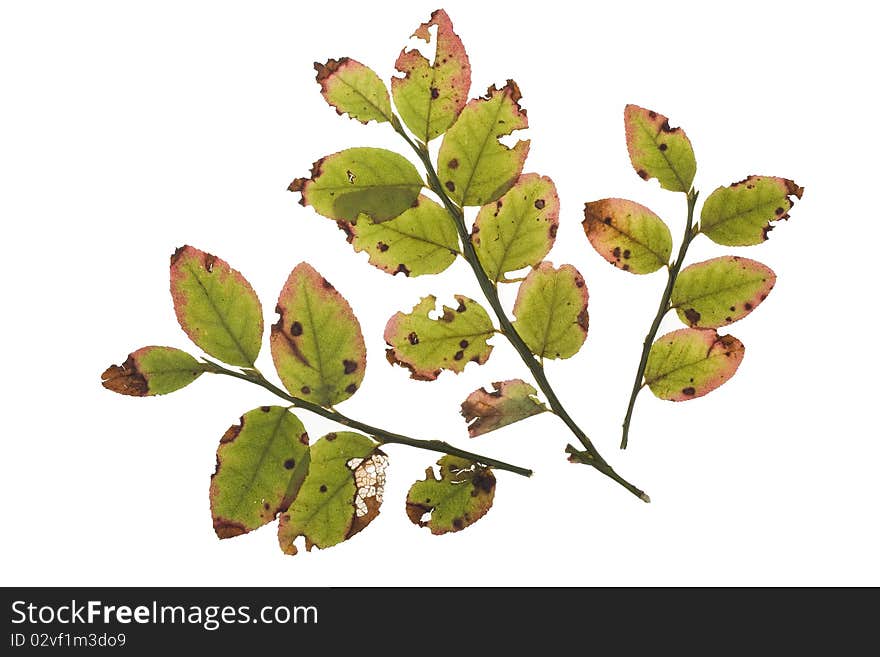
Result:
[202, 359, 533, 478]
[620, 189, 700, 449]
[391, 117, 648, 502]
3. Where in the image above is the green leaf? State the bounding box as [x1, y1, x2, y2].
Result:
[210, 407, 310, 539]
[512, 262, 588, 360]
[289, 147, 424, 223]
[461, 379, 547, 437]
[270, 263, 365, 406]
[314, 58, 393, 124]
[277, 432, 386, 555]
[473, 173, 559, 283]
[437, 81, 530, 206]
[170, 246, 263, 368]
[624, 104, 696, 193]
[645, 328, 745, 401]
[341, 195, 460, 277]
[392, 8, 471, 142]
[405, 456, 495, 535]
[671, 256, 776, 328]
[582, 198, 672, 274]
[384, 295, 495, 380]
[700, 176, 804, 246]
[101, 346, 204, 396]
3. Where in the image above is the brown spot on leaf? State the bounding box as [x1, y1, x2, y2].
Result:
[260, 406, 271, 412]
[775, 206, 784, 216]
[343, 359, 358, 374]
[459, 339, 469, 348]
[637, 169, 649, 180]
[300, 433, 309, 445]
[326, 433, 337, 441]
[612, 246, 622, 260]
[170, 245, 187, 266]
[101, 357, 148, 396]
[659, 143, 668, 151]
[762, 225, 774, 240]
[314, 57, 349, 84]
[284, 458, 296, 470]
[660, 120, 675, 133]
[648, 110, 657, 119]
[220, 420, 243, 444]
[452, 517, 464, 530]
[345, 383, 358, 394]
[321, 277, 335, 290]
[430, 87, 439, 99]
[448, 158, 459, 169]
[213, 518, 247, 539]
[684, 308, 701, 326]
[445, 180, 456, 192]
[456, 299, 467, 313]
[454, 350, 464, 361]
[623, 249, 631, 259]
[395, 263, 411, 277]
[603, 216, 612, 225]
[290, 321, 303, 336]
[300, 386, 311, 395]
[682, 387, 696, 396]
[472, 470, 496, 494]
[577, 307, 589, 333]
[408, 331, 419, 345]
[549, 224, 558, 238]
[534, 198, 545, 209]
[622, 264, 630, 271]
[406, 501, 431, 526]
[203, 253, 217, 273]
[744, 302, 753, 311]
[377, 241, 389, 252]
[319, 484, 328, 493]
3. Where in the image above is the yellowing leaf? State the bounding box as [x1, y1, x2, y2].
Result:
[700, 176, 803, 246]
[583, 198, 672, 274]
[170, 246, 263, 368]
[645, 328, 745, 401]
[437, 81, 530, 206]
[315, 58, 392, 124]
[406, 456, 495, 535]
[473, 174, 559, 283]
[624, 104, 696, 193]
[512, 262, 588, 360]
[461, 379, 547, 437]
[210, 407, 310, 539]
[270, 263, 366, 407]
[384, 295, 495, 381]
[289, 147, 424, 223]
[101, 346, 204, 397]
[392, 9, 471, 142]
[671, 256, 776, 328]
[277, 432, 386, 555]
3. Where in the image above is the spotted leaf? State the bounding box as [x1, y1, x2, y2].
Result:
[314, 58, 393, 124]
[671, 256, 776, 328]
[406, 456, 495, 535]
[624, 104, 696, 193]
[101, 346, 204, 397]
[384, 295, 495, 381]
[461, 379, 547, 437]
[645, 328, 745, 401]
[210, 407, 310, 539]
[392, 8, 471, 142]
[270, 263, 366, 406]
[170, 246, 263, 368]
[473, 174, 559, 283]
[289, 147, 424, 223]
[582, 198, 672, 274]
[277, 432, 386, 555]
[512, 262, 588, 360]
[437, 81, 529, 206]
[700, 176, 803, 246]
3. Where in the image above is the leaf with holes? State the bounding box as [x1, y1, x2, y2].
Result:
[512, 262, 588, 360]
[700, 176, 803, 246]
[384, 295, 495, 380]
[473, 173, 559, 283]
[270, 263, 366, 406]
[342, 195, 460, 277]
[582, 198, 672, 274]
[392, 8, 471, 142]
[406, 456, 495, 535]
[436, 81, 529, 206]
[671, 256, 776, 328]
[461, 379, 547, 437]
[289, 147, 424, 223]
[645, 328, 745, 401]
[277, 432, 386, 555]
[624, 104, 696, 193]
[314, 58, 393, 124]
[210, 407, 310, 539]
[101, 346, 204, 397]
[170, 246, 263, 368]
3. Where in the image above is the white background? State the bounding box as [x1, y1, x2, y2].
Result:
[2, 0, 877, 586]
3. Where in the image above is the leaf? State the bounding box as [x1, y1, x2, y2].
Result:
[277, 432, 387, 555]
[341, 195, 460, 277]
[671, 256, 776, 328]
[461, 379, 547, 437]
[270, 263, 366, 407]
[644, 328, 745, 401]
[700, 176, 804, 246]
[392, 8, 471, 142]
[384, 295, 495, 381]
[170, 246, 263, 368]
[314, 58, 393, 124]
[512, 262, 588, 360]
[582, 198, 673, 274]
[405, 456, 495, 535]
[436, 81, 530, 206]
[210, 407, 310, 539]
[289, 147, 424, 223]
[472, 173, 559, 283]
[101, 346, 204, 396]
[624, 104, 696, 193]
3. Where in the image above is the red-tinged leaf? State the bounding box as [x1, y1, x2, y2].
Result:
[583, 198, 673, 274]
[101, 346, 204, 397]
[314, 57, 393, 124]
[461, 379, 547, 437]
[624, 104, 696, 193]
